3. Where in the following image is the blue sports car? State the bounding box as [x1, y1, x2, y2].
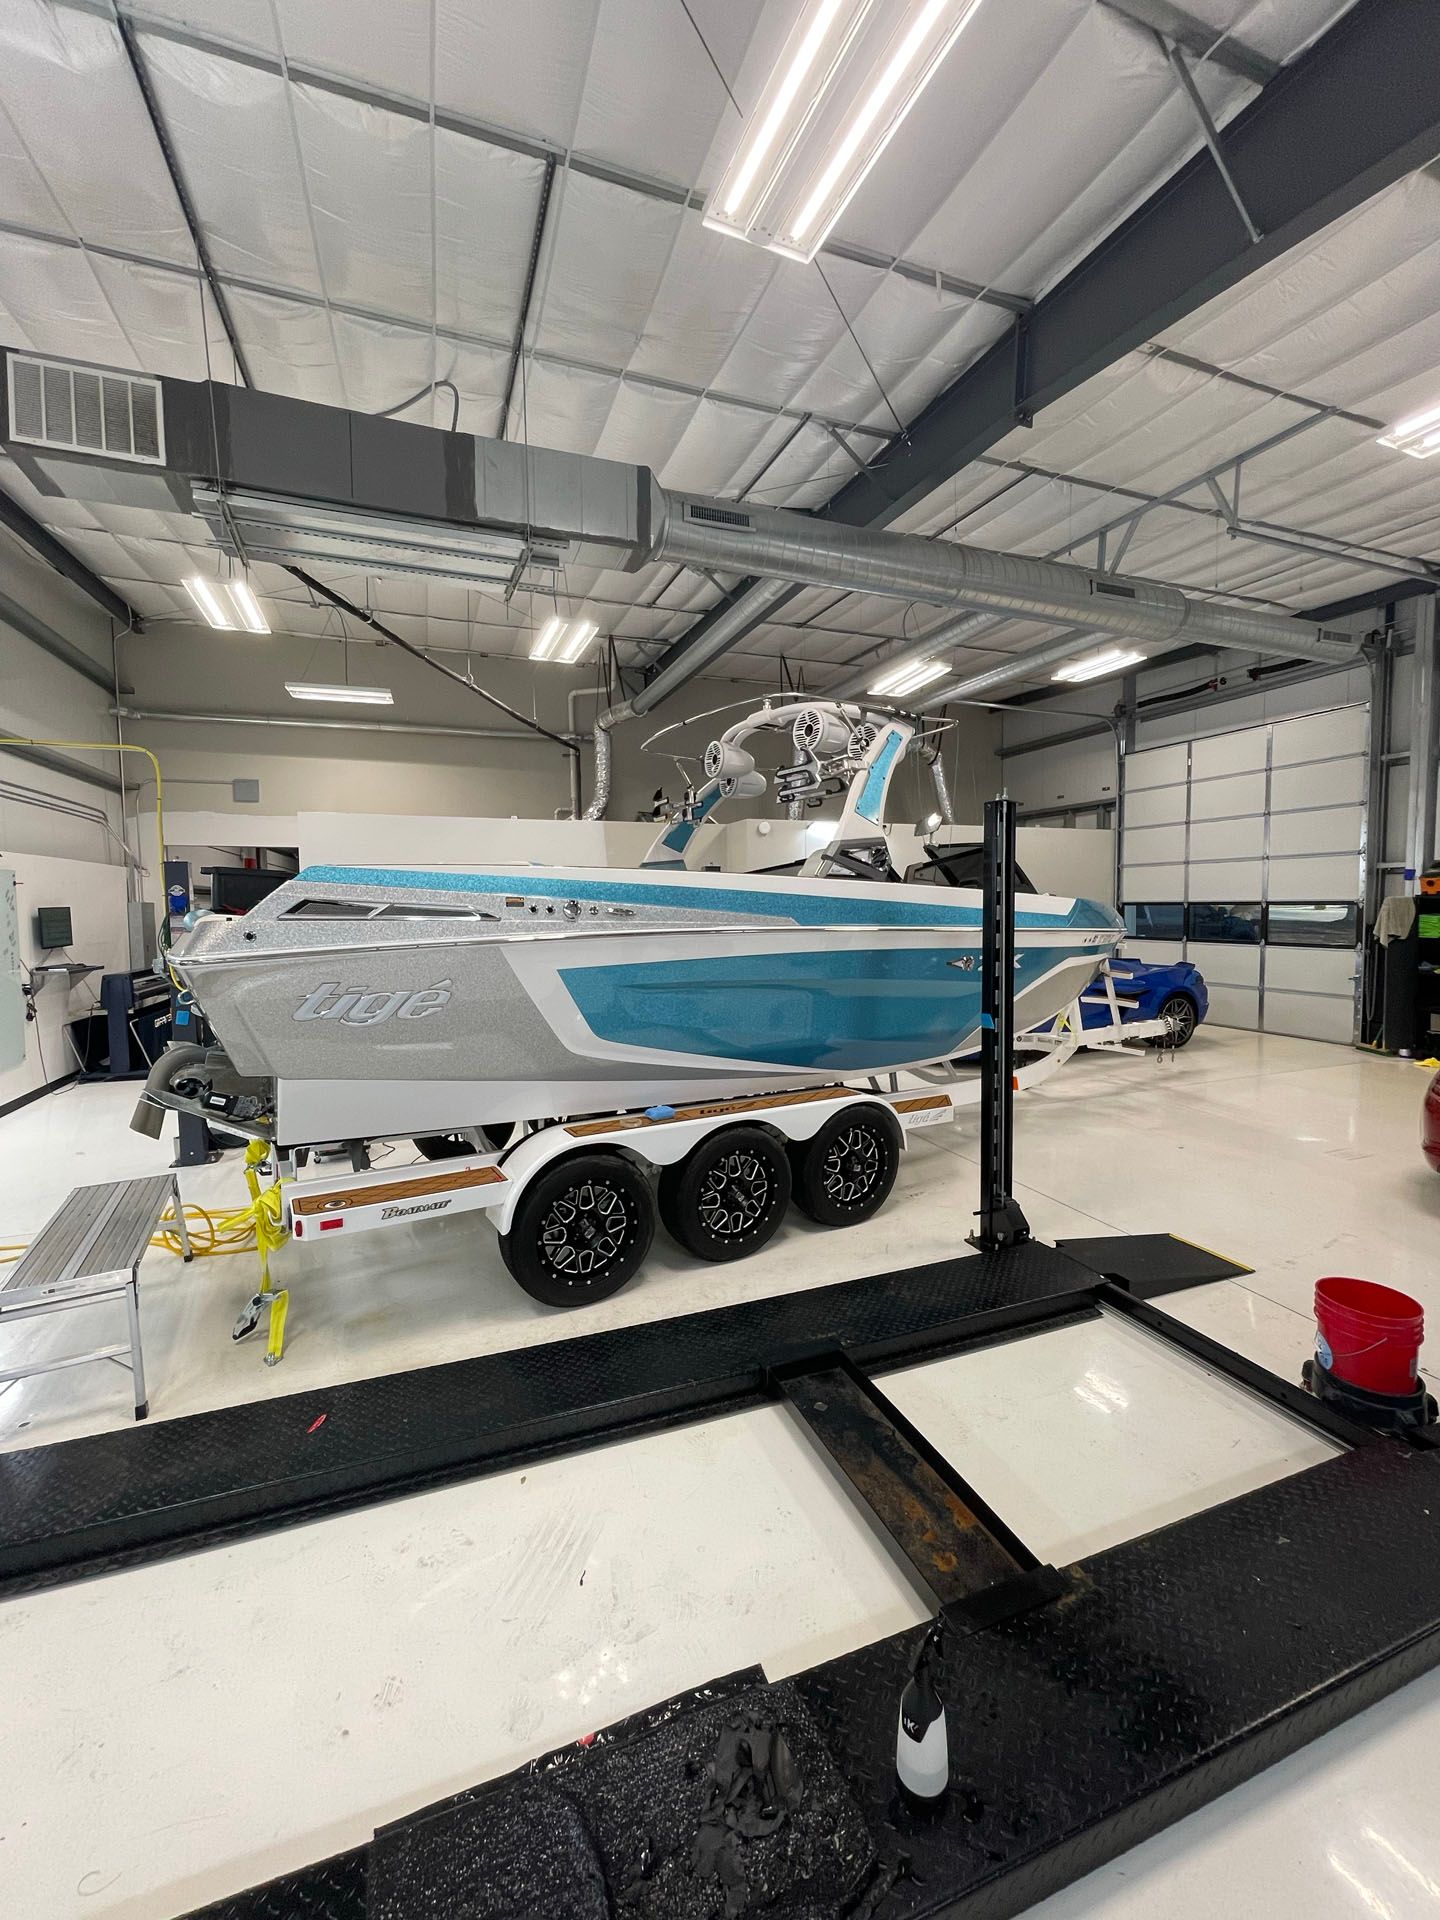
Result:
[900, 845, 1209, 1048]
[1076, 958, 1209, 1046]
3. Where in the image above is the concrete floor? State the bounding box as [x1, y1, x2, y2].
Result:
[1, 1028, 1437, 1917]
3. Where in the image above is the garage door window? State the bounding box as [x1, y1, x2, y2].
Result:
[1188, 902, 1263, 944]
[1123, 902, 1184, 940]
[1265, 903, 1360, 948]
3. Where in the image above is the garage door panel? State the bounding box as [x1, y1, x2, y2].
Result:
[1270, 708, 1367, 765]
[1205, 985, 1259, 1029]
[1127, 745, 1188, 791]
[1121, 939, 1185, 964]
[1124, 785, 1186, 828]
[1124, 823, 1187, 863]
[1269, 853, 1362, 894]
[1268, 805, 1362, 857]
[1271, 758, 1366, 811]
[1190, 729, 1265, 778]
[1188, 941, 1261, 988]
[1189, 771, 1266, 819]
[1187, 858, 1264, 897]
[1122, 863, 1185, 898]
[1189, 816, 1265, 861]
[1263, 991, 1354, 1044]
[1264, 947, 1358, 996]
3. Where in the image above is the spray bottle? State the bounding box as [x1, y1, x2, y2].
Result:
[895, 1615, 949, 1805]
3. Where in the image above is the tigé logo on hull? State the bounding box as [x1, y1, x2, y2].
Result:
[294, 980, 453, 1026]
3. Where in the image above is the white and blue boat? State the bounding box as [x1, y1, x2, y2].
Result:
[166, 702, 1120, 1145]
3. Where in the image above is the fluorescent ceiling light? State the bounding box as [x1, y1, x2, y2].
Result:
[1052, 647, 1146, 684]
[285, 682, 394, 705]
[1378, 401, 1440, 460]
[704, 0, 985, 263]
[185, 575, 270, 633]
[869, 656, 948, 698]
[192, 486, 568, 587]
[226, 577, 270, 634]
[531, 615, 599, 664]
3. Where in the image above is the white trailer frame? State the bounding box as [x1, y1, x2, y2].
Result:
[278, 981, 1171, 1249]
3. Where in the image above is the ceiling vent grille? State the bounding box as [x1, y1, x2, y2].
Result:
[1090, 578, 1137, 600]
[4, 353, 164, 465]
[685, 501, 752, 529]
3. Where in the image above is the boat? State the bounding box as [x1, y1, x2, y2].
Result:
[148, 702, 1121, 1146]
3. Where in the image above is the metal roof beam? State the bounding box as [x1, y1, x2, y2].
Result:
[652, 0, 1440, 680]
[1096, 0, 1280, 88]
[112, 11, 253, 391]
[0, 487, 144, 634]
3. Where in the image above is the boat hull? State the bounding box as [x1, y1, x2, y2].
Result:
[170, 864, 1121, 1141]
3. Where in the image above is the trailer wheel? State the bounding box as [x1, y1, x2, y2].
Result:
[789, 1107, 900, 1228]
[500, 1152, 653, 1307]
[658, 1125, 791, 1262]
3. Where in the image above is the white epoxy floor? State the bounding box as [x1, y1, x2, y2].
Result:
[1, 1029, 1437, 1919]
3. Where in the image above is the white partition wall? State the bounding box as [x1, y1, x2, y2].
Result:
[1120, 707, 1365, 1043]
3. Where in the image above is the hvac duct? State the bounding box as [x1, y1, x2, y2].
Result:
[647, 489, 1357, 667]
[922, 746, 955, 826]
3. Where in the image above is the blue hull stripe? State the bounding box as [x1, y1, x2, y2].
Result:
[556, 945, 1067, 1071]
[300, 864, 1121, 937]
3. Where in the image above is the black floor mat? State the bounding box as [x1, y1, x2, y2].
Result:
[1054, 1231, 1251, 1289]
[367, 1679, 878, 1920]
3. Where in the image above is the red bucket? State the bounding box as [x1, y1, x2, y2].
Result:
[1314, 1277, 1424, 1396]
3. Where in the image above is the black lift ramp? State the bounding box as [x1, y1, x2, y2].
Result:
[184, 1342, 1440, 1920]
[0, 1236, 1245, 1600]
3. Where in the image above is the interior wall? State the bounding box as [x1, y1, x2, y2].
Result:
[115, 622, 1001, 827]
[0, 531, 132, 1102]
[0, 531, 126, 863]
[0, 851, 130, 1108]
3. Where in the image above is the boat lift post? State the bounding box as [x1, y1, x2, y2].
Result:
[969, 795, 1034, 1252]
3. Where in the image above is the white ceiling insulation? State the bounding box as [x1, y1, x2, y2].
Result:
[0, 0, 1428, 696]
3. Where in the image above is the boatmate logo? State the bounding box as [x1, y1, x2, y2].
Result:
[293, 980, 452, 1025]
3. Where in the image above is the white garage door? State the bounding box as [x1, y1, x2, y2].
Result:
[1119, 707, 1365, 1043]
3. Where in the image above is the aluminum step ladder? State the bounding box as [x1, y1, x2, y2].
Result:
[1, 1173, 190, 1421]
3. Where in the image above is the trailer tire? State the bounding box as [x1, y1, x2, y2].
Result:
[658, 1125, 791, 1262]
[500, 1152, 653, 1307]
[789, 1106, 901, 1228]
